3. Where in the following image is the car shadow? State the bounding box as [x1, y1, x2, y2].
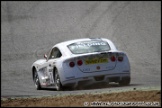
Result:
[39, 83, 143, 91]
[74, 83, 143, 91]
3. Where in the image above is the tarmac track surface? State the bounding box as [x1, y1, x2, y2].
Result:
[1, 1, 161, 97]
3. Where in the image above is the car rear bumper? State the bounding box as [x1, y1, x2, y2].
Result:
[62, 73, 130, 88]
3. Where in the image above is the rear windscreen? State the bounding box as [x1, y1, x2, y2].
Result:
[67, 40, 110, 54]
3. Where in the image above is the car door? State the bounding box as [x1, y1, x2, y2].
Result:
[46, 47, 62, 85]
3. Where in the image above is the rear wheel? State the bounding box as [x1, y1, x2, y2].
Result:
[55, 69, 63, 91]
[34, 69, 41, 90]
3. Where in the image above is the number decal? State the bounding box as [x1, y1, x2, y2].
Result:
[49, 72, 54, 83]
[49, 69, 53, 72]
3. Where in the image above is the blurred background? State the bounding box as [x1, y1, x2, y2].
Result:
[1, 1, 161, 96]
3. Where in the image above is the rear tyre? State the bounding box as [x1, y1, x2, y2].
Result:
[55, 69, 63, 91]
[34, 69, 41, 90]
[119, 77, 130, 86]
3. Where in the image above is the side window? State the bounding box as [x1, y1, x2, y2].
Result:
[49, 47, 62, 59]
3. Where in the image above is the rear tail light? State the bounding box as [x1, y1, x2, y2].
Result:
[69, 62, 75, 67]
[110, 56, 116, 62]
[77, 60, 83, 66]
[118, 56, 123, 62]
[117, 53, 124, 62]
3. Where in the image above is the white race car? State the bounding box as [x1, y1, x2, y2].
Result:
[32, 38, 131, 91]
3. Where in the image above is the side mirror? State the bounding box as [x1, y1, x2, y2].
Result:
[44, 54, 47, 60]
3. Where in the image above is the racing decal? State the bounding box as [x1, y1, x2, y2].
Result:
[70, 41, 108, 48]
[68, 40, 110, 54]
[49, 69, 53, 72]
[39, 67, 47, 72]
[49, 72, 54, 83]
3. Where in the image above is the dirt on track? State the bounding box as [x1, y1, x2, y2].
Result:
[1, 90, 161, 107]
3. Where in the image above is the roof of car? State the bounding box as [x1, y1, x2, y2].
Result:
[50, 38, 117, 56]
[53, 38, 109, 48]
